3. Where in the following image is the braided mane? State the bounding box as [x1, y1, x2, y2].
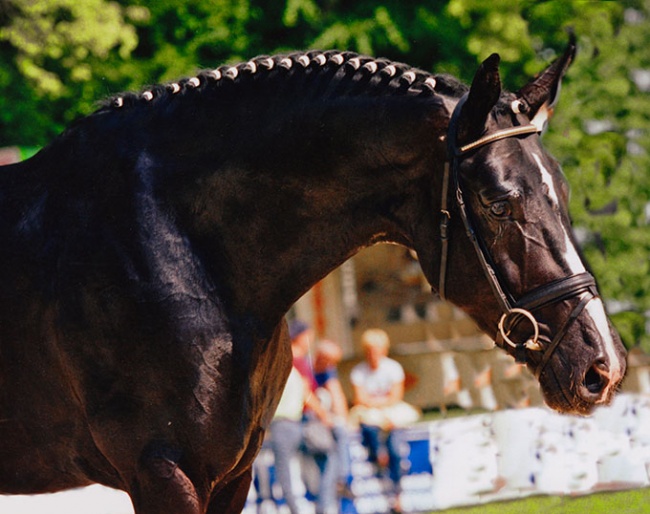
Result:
[100, 50, 467, 113]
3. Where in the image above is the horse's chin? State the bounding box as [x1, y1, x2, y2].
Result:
[540, 387, 599, 416]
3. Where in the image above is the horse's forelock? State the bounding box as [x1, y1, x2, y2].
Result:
[100, 51, 460, 114]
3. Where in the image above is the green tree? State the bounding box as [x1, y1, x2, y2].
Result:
[0, 0, 145, 142]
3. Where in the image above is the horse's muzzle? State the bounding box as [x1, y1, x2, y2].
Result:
[579, 351, 625, 407]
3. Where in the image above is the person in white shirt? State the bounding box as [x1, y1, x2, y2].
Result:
[350, 329, 419, 511]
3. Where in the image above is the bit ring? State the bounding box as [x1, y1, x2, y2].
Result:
[498, 308, 542, 352]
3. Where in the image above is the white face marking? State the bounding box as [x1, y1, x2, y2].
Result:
[585, 299, 624, 394]
[532, 152, 586, 274]
[532, 153, 559, 207]
[561, 231, 586, 275]
[533, 156, 621, 383]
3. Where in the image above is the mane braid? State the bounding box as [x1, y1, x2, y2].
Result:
[99, 51, 459, 114]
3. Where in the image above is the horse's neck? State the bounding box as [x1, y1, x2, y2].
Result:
[13, 87, 448, 332]
[178, 162, 393, 326]
[164, 95, 447, 326]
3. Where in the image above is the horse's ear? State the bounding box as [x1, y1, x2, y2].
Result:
[457, 53, 502, 144]
[515, 34, 577, 131]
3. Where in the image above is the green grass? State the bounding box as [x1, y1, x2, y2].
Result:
[420, 407, 487, 423]
[435, 487, 650, 513]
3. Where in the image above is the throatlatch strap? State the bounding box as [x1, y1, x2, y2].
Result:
[438, 161, 451, 300]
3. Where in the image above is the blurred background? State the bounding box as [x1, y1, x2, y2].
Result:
[0, 0, 649, 512]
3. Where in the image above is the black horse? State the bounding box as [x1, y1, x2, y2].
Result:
[0, 40, 626, 513]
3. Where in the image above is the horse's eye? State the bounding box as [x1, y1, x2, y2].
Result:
[490, 201, 512, 219]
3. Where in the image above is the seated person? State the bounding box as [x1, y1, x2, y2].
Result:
[349, 329, 419, 491]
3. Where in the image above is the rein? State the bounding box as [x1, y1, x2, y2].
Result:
[439, 94, 598, 376]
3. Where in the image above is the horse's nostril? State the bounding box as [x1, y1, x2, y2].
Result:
[584, 367, 605, 394]
[583, 358, 610, 395]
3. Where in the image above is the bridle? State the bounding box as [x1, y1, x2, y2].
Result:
[438, 94, 599, 377]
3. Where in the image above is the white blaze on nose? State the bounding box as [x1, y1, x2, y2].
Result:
[586, 299, 624, 390]
[533, 153, 560, 207]
[532, 153, 585, 274]
[561, 231, 586, 275]
[532, 154, 623, 387]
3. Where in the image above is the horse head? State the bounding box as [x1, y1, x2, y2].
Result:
[437, 39, 626, 415]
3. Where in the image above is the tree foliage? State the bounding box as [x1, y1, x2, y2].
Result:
[0, 0, 648, 349]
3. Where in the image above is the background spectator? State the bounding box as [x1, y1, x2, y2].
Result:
[314, 339, 353, 497]
[350, 329, 420, 512]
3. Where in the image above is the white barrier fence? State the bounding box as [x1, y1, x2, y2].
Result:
[0, 393, 648, 513]
[420, 392, 650, 510]
[246, 393, 650, 513]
